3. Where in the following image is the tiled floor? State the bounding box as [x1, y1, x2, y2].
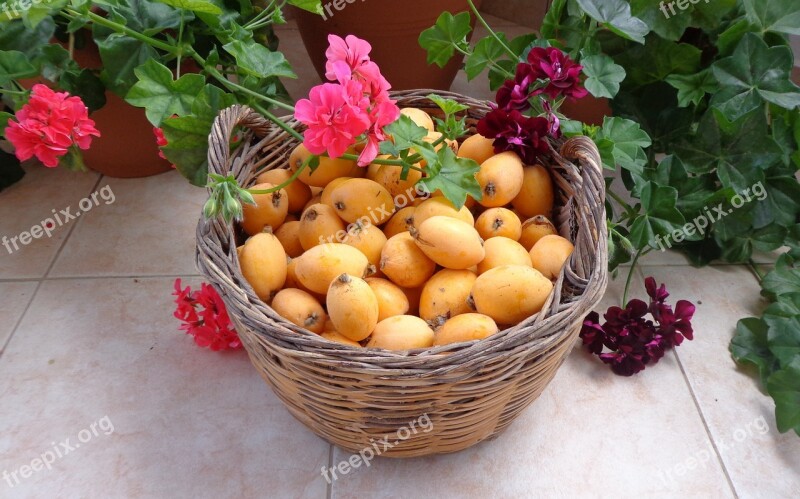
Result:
[1, 14, 798, 499]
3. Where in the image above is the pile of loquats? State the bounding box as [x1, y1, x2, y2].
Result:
[237, 108, 575, 351]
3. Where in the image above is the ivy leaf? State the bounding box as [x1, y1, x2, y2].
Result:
[575, 0, 650, 44]
[711, 33, 800, 122]
[764, 314, 800, 369]
[630, 0, 737, 41]
[161, 85, 237, 186]
[763, 255, 800, 299]
[153, 0, 221, 14]
[125, 59, 206, 126]
[0, 50, 38, 86]
[419, 148, 481, 210]
[581, 54, 625, 99]
[742, 0, 800, 36]
[751, 169, 800, 228]
[99, 0, 183, 37]
[596, 116, 651, 174]
[732, 317, 778, 386]
[629, 182, 685, 249]
[615, 35, 702, 88]
[465, 34, 509, 81]
[665, 69, 719, 107]
[717, 224, 787, 263]
[223, 40, 296, 80]
[418, 11, 472, 68]
[766, 358, 800, 435]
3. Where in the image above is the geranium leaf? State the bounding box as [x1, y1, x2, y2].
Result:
[418, 11, 472, 68]
[286, 0, 322, 14]
[59, 69, 107, 112]
[465, 34, 509, 81]
[153, 0, 221, 14]
[615, 36, 702, 88]
[742, 0, 800, 36]
[629, 181, 685, 249]
[764, 314, 800, 369]
[766, 358, 800, 435]
[382, 115, 429, 154]
[0, 50, 38, 86]
[763, 255, 800, 299]
[665, 69, 719, 108]
[630, 0, 737, 41]
[419, 148, 481, 210]
[711, 33, 800, 122]
[732, 317, 778, 386]
[125, 59, 206, 126]
[596, 116, 651, 173]
[581, 54, 625, 99]
[223, 40, 296, 80]
[575, 0, 650, 44]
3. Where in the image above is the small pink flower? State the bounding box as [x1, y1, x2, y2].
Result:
[5, 84, 99, 168]
[295, 80, 371, 159]
[325, 34, 391, 99]
[358, 97, 400, 166]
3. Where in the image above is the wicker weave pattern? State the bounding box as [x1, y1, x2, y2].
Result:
[196, 90, 608, 457]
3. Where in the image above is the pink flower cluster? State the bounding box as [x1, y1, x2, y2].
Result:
[173, 279, 242, 352]
[6, 84, 100, 168]
[295, 35, 400, 166]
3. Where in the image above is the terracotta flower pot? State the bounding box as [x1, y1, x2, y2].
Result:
[560, 95, 613, 126]
[291, 0, 483, 91]
[64, 31, 174, 178]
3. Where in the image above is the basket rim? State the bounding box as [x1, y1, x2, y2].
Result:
[196, 89, 609, 370]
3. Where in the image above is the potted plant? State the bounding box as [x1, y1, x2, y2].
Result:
[420, 0, 800, 435]
[0, 0, 317, 183]
[290, 0, 483, 90]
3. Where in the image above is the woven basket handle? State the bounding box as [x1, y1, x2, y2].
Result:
[207, 104, 274, 178]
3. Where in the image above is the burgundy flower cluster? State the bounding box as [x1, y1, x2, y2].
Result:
[173, 279, 242, 351]
[579, 278, 696, 376]
[477, 47, 586, 165]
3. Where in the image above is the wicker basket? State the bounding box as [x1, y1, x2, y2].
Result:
[196, 90, 608, 458]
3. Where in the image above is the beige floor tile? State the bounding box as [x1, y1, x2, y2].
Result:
[329, 273, 733, 498]
[643, 265, 800, 498]
[0, 277, 329, 498]
[0, 281, 38, 352]
[49, 171, 206, 277]
[0, 164, 100, 279]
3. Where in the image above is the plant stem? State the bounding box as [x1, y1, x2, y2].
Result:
[467, 0, 517, 59]
[622, 248, 644, 307]
[748, 259, 765, 282]
[248, 156, 309, 194]
[71, 10, 180, 54]
[200, 63, 295, 113]
[176, 12, 185, 79]
[453, 45, 514, 78]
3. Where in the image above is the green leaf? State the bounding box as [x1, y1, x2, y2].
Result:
[711, 33, 800, 122]
[0, 50, 38, 86]
[629, 182, 685, 249]
[465, 35, 509, 81]
[581, 54, 625, 99]
[426, 94, 469, 116]
[154, 0, 221, 14]
[575, 0, 650, 43]
[630, 0, 737, 41]
[596, 116, 652, 173]
[764, 314, 800, 369]
[0, 16, 54, 58]
[286, 0, 322, 14]
[23, 0, 67, 29]
[763, 255, 800, 298]
[0, 149, 24, 193]
[59, 69, 107, 112]
[615, 35, 702, 89]
[94, 34, 158, 96]
[732, 317, 778, 386]
[637, 155, 716, 221]
[125, 59, 206, 126]
[419, 148, 481, 210]
[98, 0, 183, 37]
[223, 40, 296, 80]
[665, 69, 718, 108]
[742, 0, 800, 36]
[381, 115, 429, 156]
[751, 171, 800, 228]
[418, 11, 472, 68]
[766, 358, 800, 435]
[34, 44, 75, 83]
[161, 84, 237, 186]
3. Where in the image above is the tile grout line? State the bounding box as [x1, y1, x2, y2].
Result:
[672, 349, 740, 499]
[639, 264, 739, 497]
[1, 174, 106, 360]
[326, 444, 333, 499]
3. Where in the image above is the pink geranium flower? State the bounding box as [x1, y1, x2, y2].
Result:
[5, 84, 100, 168]
[295, 80, 371, 159]
[358, 97, 401, 166]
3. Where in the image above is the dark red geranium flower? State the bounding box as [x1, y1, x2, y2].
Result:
[476, 108, 551, 164]
[527, 47, 587, 100]
[496, 63, 541, 112]
[173, 279, 242, 352]
[579, 277, 695, 376]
